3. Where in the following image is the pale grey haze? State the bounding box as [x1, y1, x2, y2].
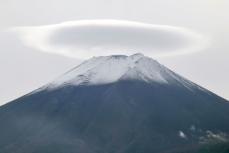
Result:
[0, 0, 228, 105]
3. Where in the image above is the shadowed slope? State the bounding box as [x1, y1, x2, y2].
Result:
[0, 80, 228, 153]
[0, 54, 228, 153]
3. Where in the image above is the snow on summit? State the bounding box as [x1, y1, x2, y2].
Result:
[46, 53, 199, 90]
[49, 53, 167, 87]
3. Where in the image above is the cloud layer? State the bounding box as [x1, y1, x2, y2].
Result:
[12, 20, 209, 59]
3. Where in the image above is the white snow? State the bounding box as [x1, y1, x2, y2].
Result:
[48, 53, 170, 88]
[179, 131, 187, 139]
[45, 53, 200, 90]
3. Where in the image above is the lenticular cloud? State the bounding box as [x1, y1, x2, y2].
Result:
[12, 20, 209, 59]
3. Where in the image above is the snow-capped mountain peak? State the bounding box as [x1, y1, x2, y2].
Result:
[49, 53, 169, 87]
[46, 53, 199, 91]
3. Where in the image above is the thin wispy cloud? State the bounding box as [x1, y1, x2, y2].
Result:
[11, 20, 209, 59]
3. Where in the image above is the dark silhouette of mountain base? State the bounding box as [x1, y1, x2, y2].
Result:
[0, 81, 229, 153]
[0, 54, 229, 153]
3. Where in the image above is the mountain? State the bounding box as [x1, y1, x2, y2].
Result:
[0, 53, 229, 153]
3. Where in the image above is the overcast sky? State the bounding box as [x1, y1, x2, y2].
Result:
[0, 0, 228, 105]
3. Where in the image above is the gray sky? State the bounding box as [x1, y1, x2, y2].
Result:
[0, 0, 228, 105]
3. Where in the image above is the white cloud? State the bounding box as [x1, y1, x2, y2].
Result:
[11, 20, 209, 59]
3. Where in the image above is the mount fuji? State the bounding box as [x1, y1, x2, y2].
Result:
[0, 53, 229, 153]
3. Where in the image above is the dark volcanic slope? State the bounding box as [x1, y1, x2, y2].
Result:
[0, 80, 229, 153]
[0, 54, 229, 153]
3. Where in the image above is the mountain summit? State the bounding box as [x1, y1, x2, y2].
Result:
[50, 53, 168, 87]
[0, 53, 229, 153]
[48, 53, 198, 91]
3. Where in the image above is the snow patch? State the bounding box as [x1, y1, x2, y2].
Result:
[199, 131, 228, 144]
[179, 131, 187, 139]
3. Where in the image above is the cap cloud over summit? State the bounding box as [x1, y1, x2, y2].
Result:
[12, 20, 209, 59]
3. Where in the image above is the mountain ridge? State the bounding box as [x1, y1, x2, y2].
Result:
[0, 53, 228, 153]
